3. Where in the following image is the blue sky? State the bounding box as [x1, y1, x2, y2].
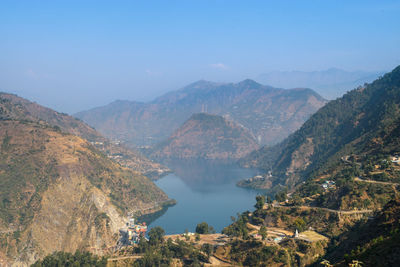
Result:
[1, 0, 399, 113]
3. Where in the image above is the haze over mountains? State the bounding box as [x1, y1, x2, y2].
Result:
[2, 0, 399, 265]
[75, 79, 326, 148]
[3, 66, 397, 267]
[256, 68, 383, 100]
[1, 69, 398, 266]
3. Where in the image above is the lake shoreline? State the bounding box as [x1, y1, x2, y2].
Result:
[143, 159, 263, 235]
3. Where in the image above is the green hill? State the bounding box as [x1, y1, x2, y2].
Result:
[242, 65, 400, 189]
[231, 66, 400, 266]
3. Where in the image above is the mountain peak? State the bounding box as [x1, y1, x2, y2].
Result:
[76, 79, 326, 146]
[185, 80, 220, 89]
[237, 79, 262, 88]
[150, 113, 259, 160]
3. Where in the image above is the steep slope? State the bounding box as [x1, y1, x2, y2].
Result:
[0, 119, 170, 266]
[150, 113, 259, 160]
[242, 65, 400, 188]
[75, 80, 326, 146]
[0, 93, 169, 179]
[324, 199, 400, 266]
[0, 93, 102, 141]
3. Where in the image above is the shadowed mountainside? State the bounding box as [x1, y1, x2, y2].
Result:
[150, 113, 259, 160]
[75, 79, 326, 147]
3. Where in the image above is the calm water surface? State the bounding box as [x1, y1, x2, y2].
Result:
[146, 159, 262, 234]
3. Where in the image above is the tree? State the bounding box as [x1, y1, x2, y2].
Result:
[201, 243, 213, 259]
[380, 159, 390, 169]
[184, 228, 190, 240]
[222, 212, 250, 239]
[293, 217, 306, 232]
[364, 163, 374, 174]
[148, 226, 165, 246]
[137, 235, 148, 252]
[196, 222, 210, 234]
[275, 190, 287, 202]
[291, 195, 303, 206]
[31, 251, 107, 267]
[259, 225, 267, 240]
[255, 195, 265, 210]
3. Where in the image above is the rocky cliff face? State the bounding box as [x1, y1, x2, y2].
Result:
[150, 113, 259, 160]
[0, 120, 169, 266]
[75, 79, 326, 146]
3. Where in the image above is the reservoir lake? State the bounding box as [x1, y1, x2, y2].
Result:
[145, 159, 262, 235]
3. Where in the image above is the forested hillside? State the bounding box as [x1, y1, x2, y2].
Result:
[242, 65, 400, 189]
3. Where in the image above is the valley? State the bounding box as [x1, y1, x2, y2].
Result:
[4, 66, 400, 266]
[2, 2, 399, 266]
[69, 66, 400, 266]
[3, 66, 400, 266]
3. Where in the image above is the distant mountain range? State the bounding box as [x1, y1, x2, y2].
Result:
[150, 113, 259, 160]
[256, 68, 384, 100]
[75, 79, 327, 147]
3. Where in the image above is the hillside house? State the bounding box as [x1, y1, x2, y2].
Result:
[322, 180, 335, 190]
[119, 217, 148, 245]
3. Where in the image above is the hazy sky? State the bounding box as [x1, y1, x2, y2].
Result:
[1, 0, 399, 113]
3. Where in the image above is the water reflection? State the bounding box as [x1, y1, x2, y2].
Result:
[161, 158, 260, 192]
[146, 159, 264, 234]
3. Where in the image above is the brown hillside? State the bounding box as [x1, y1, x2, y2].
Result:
[151, 113, 259, 160]
[0, 120, 169, 266]
[0, 92, 169, 179]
